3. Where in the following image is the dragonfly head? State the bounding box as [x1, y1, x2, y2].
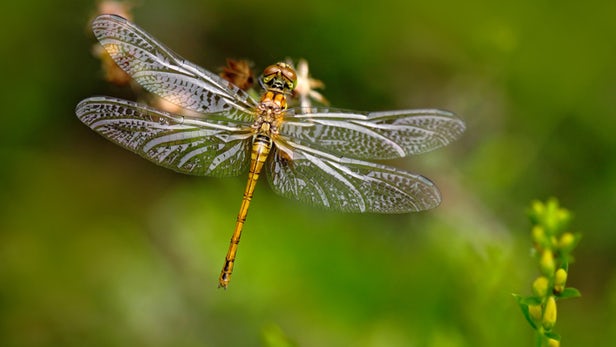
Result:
[260, 62, 297, 94]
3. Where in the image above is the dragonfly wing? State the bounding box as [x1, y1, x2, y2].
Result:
[280, 108, 465, 160]
[76, 96, 253, 176]
[265, 141, 441, 213]
[91, 14, 257, 120]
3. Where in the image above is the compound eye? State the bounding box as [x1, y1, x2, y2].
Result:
[262, 64, 281, 78]
[281, 66, 297, 86]
[276, 64, 297, 89]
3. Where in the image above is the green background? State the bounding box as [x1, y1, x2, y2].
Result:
[1, 0, 615, 346]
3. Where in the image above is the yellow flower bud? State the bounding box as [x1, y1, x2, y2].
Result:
[543, 296, 557, 330]
[528, 304, 543, 323]
[532, 226, 545, 245]
[540, 249, 555, 276]
[547, 337, 560, 347]
[531, 200, 545, 215]
[559, 232, 576, 251]
[554, 268, 567, 294]
[532, 276, 550, 297]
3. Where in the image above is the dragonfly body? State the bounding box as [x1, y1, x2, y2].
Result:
[221, 63, 295, 287]
[76, 15, 465, 288]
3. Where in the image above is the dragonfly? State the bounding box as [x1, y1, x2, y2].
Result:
[76, 14, 466, 288]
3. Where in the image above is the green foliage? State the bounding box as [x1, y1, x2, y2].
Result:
[261, 324, 297, 347]
[515, 198, 582, 347]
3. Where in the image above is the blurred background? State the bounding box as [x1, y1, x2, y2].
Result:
[1, 0, 615, 346]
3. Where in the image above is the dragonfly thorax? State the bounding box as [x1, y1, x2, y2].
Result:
[259, 90, 287, 111]
[255, 91, 286, 135]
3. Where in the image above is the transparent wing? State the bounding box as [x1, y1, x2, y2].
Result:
[91, 14, 257, 120]
[76, 96, 253, 176]
[280, 107, 465, 160]
[265, 141, 441, 213]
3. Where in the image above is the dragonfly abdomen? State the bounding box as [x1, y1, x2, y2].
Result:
[219, 133, 272, 288]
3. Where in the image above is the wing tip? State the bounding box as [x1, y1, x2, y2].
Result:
[93, 13, 128, 25]
[91, 14, 131, 39]
[75, 98, 97, 119]
[75, 96, 120, 122]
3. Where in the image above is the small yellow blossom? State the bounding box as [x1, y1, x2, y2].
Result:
[542, 296, 557, 330]
[532, 276, 550, 297]
[554, 268, 567, 294]
[558, 232, 576, 252]
[531, 200, 545, 216]
[528, 304, 543, 323]
[540, 249, 555, 276]
[532, 226, 545, 246]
